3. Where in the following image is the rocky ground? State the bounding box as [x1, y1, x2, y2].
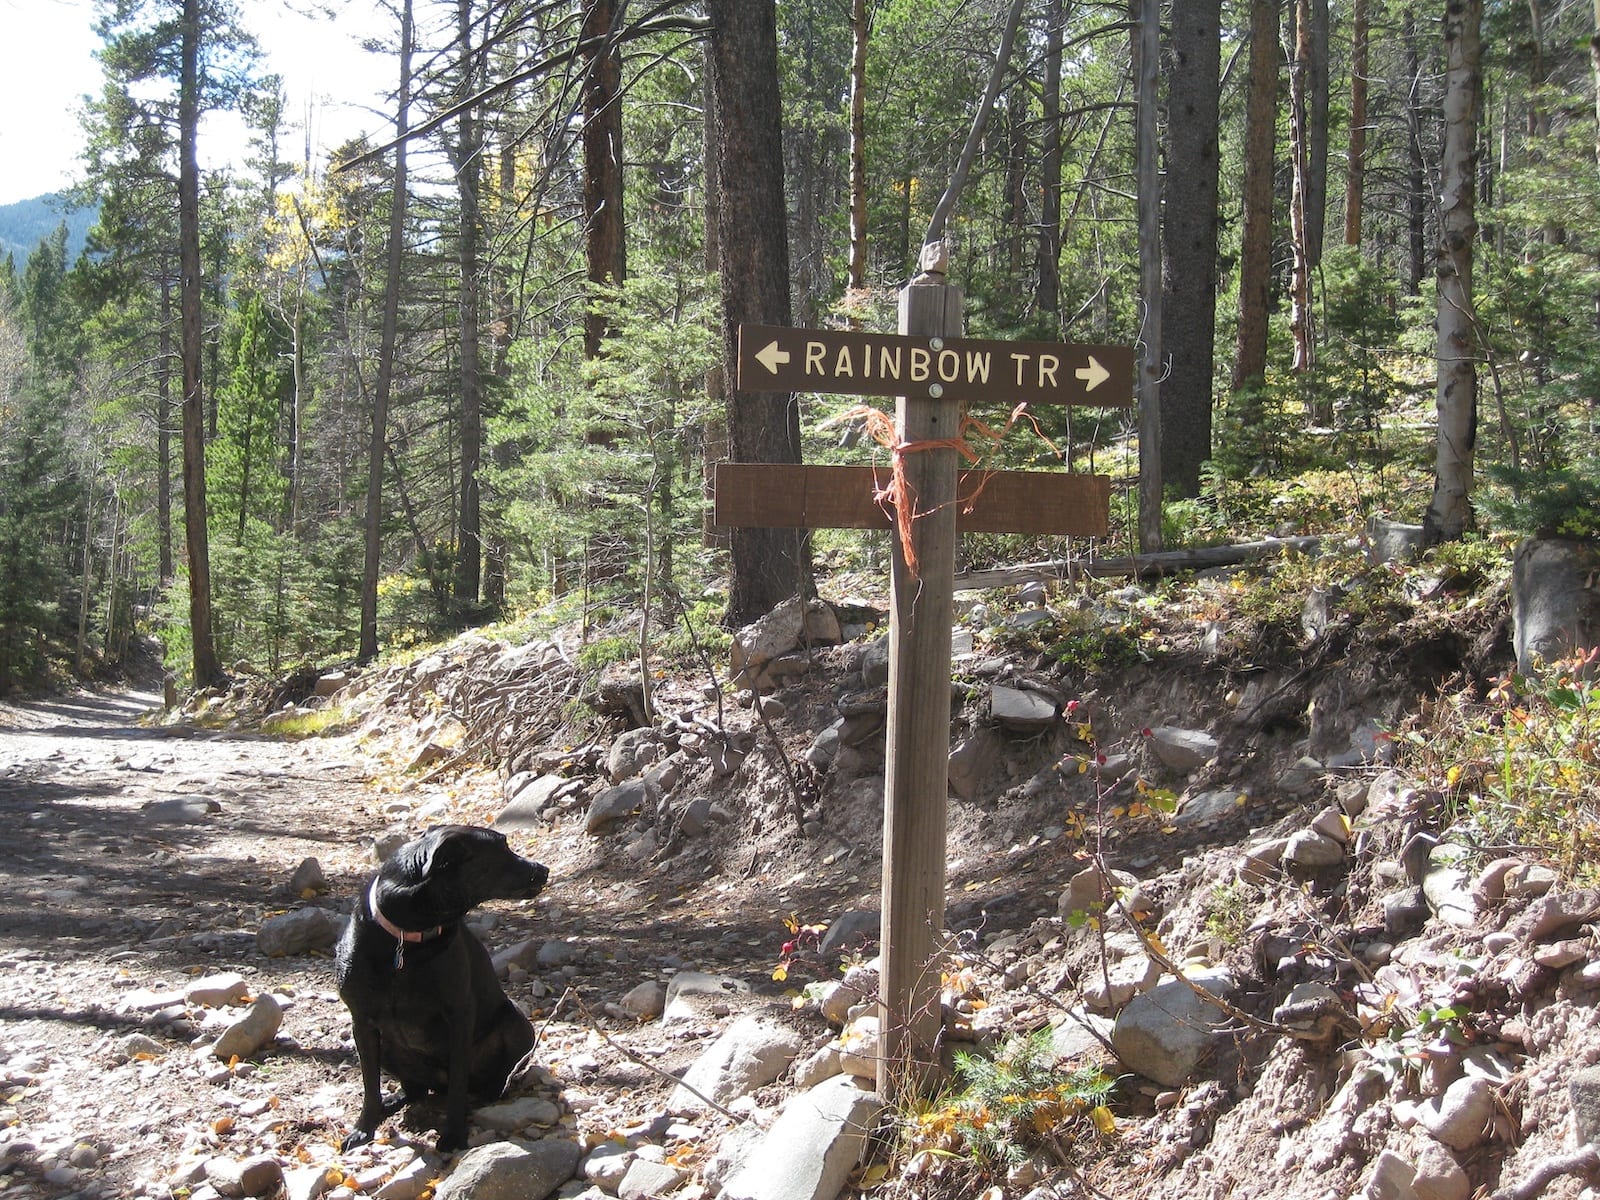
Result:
[3, 561, 1600, 1200]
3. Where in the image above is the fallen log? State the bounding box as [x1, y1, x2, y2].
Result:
[952, 535, 1323, 591]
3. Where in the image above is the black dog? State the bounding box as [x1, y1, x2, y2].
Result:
[335, 825, 549, 1152]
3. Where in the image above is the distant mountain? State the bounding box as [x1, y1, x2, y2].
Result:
[0, 194, 97, 266]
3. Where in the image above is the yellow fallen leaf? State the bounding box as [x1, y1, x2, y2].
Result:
[212, 1116, 235, 1135]
[1090, 1105, 1117, 1135]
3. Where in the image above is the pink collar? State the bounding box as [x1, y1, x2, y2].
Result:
[368, 879, 442, 945]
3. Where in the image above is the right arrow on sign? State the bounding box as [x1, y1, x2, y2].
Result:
[1076, 355, 1111, 392]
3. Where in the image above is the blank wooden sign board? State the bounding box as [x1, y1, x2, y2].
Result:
[716, 281, 1132, 1099]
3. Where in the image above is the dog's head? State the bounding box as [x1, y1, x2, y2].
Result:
[381, 825, 549, 921]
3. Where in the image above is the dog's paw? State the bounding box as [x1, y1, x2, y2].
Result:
[340, 1128, 376, 1152]
[435, 1128, 468, 1155]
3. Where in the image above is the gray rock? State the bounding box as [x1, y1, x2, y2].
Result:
[619, 981, 667, 1020]
[669, 1016, 804, 1111]
[818, 910, 879, 957]
[1147, 726, 1219, 771]
[205, 1155, 284, 1198]
[536, 939, 585, 969]
[1516, 887, 1600, 940]
[1174, 789, 1240, 826]
[674, 795, 715, 838]
[1111, 969, 1233, 1087]
[836, 1013, 881, 1081]
[1367, 517, 1426, 565]
[585, 779, 651, 835]
[474, 1096, 561, 1131]
[212, 993, 282, 1061]
[1383, 888, 1430, 939]
[618, 1159, 687, 1200]
[582, 1144, 632, 1190]
[1412, 1142, 1470, 1200]
[818, 961, 879, 1027]
[1284, 828, 1345, 868]
[1236, 838, 1288, 885]
[1503, 862, 1558, 899]
[806, 722, 843, 768]
[186, 973, 249, 1008]
[496, 776, 569, 831]
[859, 635, 890, 688]
[607, 728, 659, 784]
[314, 670, 351, 698]
[990, 685, 1057, 732]
[1366, 1149, 1419, 1200]
[730, 597, 841, 687]
[372, 1157, 435, 1200]
[258, 906, 339, 957]
[1047, 1010, 1112, 1064]
[1421, 851, 1477, 929]
[663, 971, 750, 1024]
[1568, 1064, 1600, 1145]
[1078, 929, 1160, 1012]
[1512, 536, 1600, 676]
[1416, 1076, 1494, 1150]
[1059, 864, 1140, 923]
[718, 1075, 886, 1200]
[142, 797, 222, 823]
[431, 1139, 582, 1200]
[288, 857, 327, 895]
[947, 730, 1003, 801]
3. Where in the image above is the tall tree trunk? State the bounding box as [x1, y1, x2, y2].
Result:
[359, 0, 412, 666]
[706, 0, 805, 626]
[1425, 0, 1482, 545]
[1592, 0, 1600, 166]
[1306, 0, 1330, 266]
[452, 0, 485, 605]
[1344, 0, 1369, 245]
[1405, 7, 1427, 295]
[1136, 0, 1162, 552]
[582, 0, 625, 357]
[846, 0, 869, 304]
[178, 0, 221, 686]
[1161, 0, 1221, 499]
[158, 270, 174, 583]
[1037, 0, 1063, 318]
[1233, 0, 1280, 394]
[1288, 0, 1316, 375]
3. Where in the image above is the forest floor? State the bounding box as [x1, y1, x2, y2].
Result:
[0, 556, 1597, 1200]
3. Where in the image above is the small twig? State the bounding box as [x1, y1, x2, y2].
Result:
[555, 987, 750, 1126]
[1488, 1144, 1600, 1200]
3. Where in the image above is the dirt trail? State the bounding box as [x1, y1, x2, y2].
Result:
[0, 689, 388, 1198]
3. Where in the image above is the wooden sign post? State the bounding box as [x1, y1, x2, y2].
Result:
[715, 248, 1131, 1099]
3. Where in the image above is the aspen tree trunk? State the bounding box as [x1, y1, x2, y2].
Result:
[846, 0, 869, 303]
[1233, 0, 1280, 394]
[358, 0, 412, 665]
[452, 0, 486, 605]
[1037, 0, 1063, 317]
[1344, 0, 1369, 245]
[1425, 0, 1483, 545]
[1288, 0, 1316, 376]
[1136, 0, 1162, 552]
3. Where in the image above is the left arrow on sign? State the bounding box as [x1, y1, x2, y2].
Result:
[756, 340, 791, 374]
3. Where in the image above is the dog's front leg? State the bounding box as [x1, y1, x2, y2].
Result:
[343, 1018, 398, 1151]
[437, 1015, 474, 1153]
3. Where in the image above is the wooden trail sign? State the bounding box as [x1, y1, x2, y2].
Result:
[714, 464, 1110, 536]
[716, 269, 1128, 1101]
[737, 322, 1134, 407]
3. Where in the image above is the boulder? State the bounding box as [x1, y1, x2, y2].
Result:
[990, 685, 1058, 733]
[1512, 536, 1600, 676]
[1111, 969, 1233, 1087]
[585, 779, 651, 835]
[718, 1075, 885, 1200]
[258, 906, 339, 957]
[1147, 726, 1219, 771]
[431, 1139, 582, 1200]
[669, 1016, 804, 1111]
